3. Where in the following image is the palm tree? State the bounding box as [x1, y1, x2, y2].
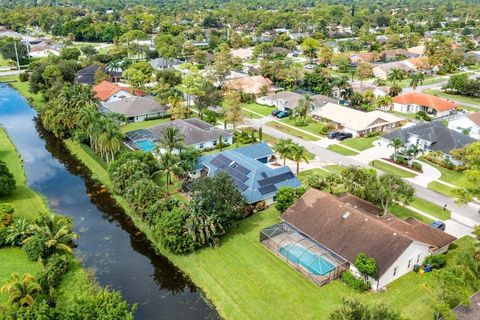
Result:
[373, 78, 387, 87]
[288, 143, 310, 174]
[409, 73, 425, 90]
[374, 95, 392, 111]
[274, 139, 294, 166]
[185, 211, 225, 247]
[79, 107, 100, 150]
[160, 127, 184, 152]
[406, 144, 422, 167]
[388, 138, 404, 161]
[157, 151, 182, 194]
[0, 273, 42, 307]
[24, 215, 78, 256]
[98, 121, 124, 162]
[387, 68, 406, 85]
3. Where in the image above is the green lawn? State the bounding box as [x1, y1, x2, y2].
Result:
[64, 136, 479, 320]
[0, 54, 11, 67]
[386, 75, 446, 88]
[390, 204, 434, 224]
[410, 197, 451, 221]
[297, 168, 329, 183]
[424, 89, 480, 106]
[341, 137, 379, 151]
[241, 103, 275, 117]
[370, 160, 417, 178]
[280, 116, 326, 137]
[121, 117, 171, 133]
[266, 121, 319, 141]
[428, 181, 459, 198]
[328, 144, 359, 156]
[420, 159, 469, 188]
[387, 110, 418, 121]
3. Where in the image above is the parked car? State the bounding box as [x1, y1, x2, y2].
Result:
[327, 131, 341, 139]
[271, 109, 281, 116]
[335, 132, 353, 141]
[276, 111, 289, 118]
[430, 221, 445, 231]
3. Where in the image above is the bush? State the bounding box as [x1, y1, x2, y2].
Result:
[319, 123, 335, 135]
[412, 161, 422, 171]
[0, 203, 14, 227]
[365, 131, 381, 138]
[423, 254, 446, 269]
[395, 155, 407, 164]
[354, 252, 378, 277]
[38, 254, 72, 295]
[22, 234, 49, 261]
[0, 159, 16, 196]
[19, 72, 29, 82]
[0, 227, 8, 247]
[413, 264, 421, 272]
[154, 208, 195, 254]
[341, 271, 371, 291]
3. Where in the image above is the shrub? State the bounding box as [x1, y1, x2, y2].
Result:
[4, 218, 31, 246]
[365, 131, 381, 138]
[0, 203, 14, 227]
[412, 161, 423, 171]
[0, 159, 16, 196]
[319, 123, 335, 135]
[22, 234, 50, 261]
[154, 208, 195, 254]
[38, 254, 72, 295]
[395, 155, 407, 164]
[423, 254, 446, 269]
[413, 264, 421, 272]
[341, 271, 371, 291]
[354, 252, 378, 277]
[0, 227, 8, 247]
[275, 187, 297, 213]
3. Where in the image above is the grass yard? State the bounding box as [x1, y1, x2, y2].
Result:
[328, 144, 359, 156]
[410, 197, 451, 221]
[121, 117, 171, 133]
[0, 54, 12, 67]
[241, 103, 275, 117]
[428, 181, 459, 198]
[370, 160, 417, 178]
[424, 89, 480, 106]
[420, 159, 469, 188]
[341, 137, 379, 151]
[390, 204, 434, 224]
[266, 121, 319, 141]
[297, 168, 329, 183]
[280, 116, 326, 137]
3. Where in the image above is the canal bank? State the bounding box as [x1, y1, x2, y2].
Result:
[0, 83, 218, 319]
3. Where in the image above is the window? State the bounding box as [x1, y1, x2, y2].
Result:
[408, 259, 412, 269]
[224, 137, 229, 142]
[416, 255, 421, 264]
[213, 140, 217, 146]
[393, 267, 398, 277]
[199, 143, 204, 149]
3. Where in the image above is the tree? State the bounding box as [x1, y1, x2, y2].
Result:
[168, 96, 189, 120]
[0, 273, 42, 307]
[157, 151, 182, 194]
[340, 166, 378, 202]
[160, 127, 184, 152]
[0, 160, 16, 196]
[211, 46, 233, 83]
[450, 142, 480, 204]
[288, 144, 310, 174]
[356, 62, 373, 82]
[274, 139, 294, 166]
[354, 252, 378, 278]
[61, 47, 81, 60]
[375, 174, 415, 216]
[155, 208, 194, 253]
[387, 68, 406, 85]
[225, 92, 244, 132]
[306, 172, 341, 194]
[373, 95, 392, 111]
[0, 40, 28, 65]
[409, 73, 425, 90]
[301, 37, 320, 64]
[389, 85, 402, 97]
[329, 298, 403, 320]
[94, 67, 111, 84]
[185, 210, 225, 248]
[388, 138, 404, 161]
[275, 187, 299, 213]
[406, 144, 422, 167]
[155, 34, 183, 60]
[123, 61, 153, 91]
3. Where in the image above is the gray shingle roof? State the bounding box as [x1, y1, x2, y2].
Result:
[381, 121, 476, 154]
[104, 96, 168, 117]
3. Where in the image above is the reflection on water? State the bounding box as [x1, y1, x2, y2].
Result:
[0, 85, 218, 320]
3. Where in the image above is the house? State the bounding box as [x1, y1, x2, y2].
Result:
[407, 45, 426, 56]
[260, 189, 456, 289]
[223, 75, 280, 96]
[372, 60, 417, 79]
[191, 143, 301, 205]
[381, 121, 477, 162]
[76, 64, 122, 85]
[465, 51, 480, 63]
[101, 96, 169, 123]
[256, 91, 337, 112]
[92, 81, 146, 104]
[349, 52, 378, 65]
[126, 118, 232, 153]
[149, 57, 182, 70]
[349, 83, 389, 97]
[392, 93, 457, 117]
[448, 112, 480, 139]
[447, 290, 480, 320]
[381, 49, 419, 62]
[28, 42, 60, 58]
[231, 48, 254, 61]
[311, 103, 403, 137]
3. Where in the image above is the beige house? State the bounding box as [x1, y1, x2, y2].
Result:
[223, 75, 280, 96]
[311, 103, 403, 137]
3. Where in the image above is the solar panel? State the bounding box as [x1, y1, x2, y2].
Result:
[235, 164, 251, 175]
[233, 179, 249, 192]
[226, 166, 248, 182]
[216, 154, 232, 165]
[259, 184, 277, 195]
[211, 158, 224, 168]
[261, 172, 268, 178]
[258, 172, 295, 187]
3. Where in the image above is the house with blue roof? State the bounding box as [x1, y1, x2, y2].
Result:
[191, 143, 302, 205]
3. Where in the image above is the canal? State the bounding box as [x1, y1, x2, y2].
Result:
[0, 84, 218, 319]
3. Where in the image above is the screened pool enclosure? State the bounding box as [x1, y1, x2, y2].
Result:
[260, 222, 348, 286]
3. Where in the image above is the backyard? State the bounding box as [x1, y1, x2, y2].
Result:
[120, 117, 171, 133]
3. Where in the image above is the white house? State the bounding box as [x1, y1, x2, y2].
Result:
[257, 91, 337, 112]
[28, 42, 60, 58]
[92, 81, 145, 105]
[102, 96, 169, 123]
[392, 92, 457, 118]
[448, 112, 480, 139]
[263, 189, 456, 290]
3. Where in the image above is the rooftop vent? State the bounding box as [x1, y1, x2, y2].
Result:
[342, 212, 351, 219]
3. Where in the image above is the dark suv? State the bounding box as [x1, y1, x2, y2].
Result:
[327, 131, 341, 139]
[335, 132, 353, 141]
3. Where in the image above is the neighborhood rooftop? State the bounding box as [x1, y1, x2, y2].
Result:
[102, 96, 168, 117]
[393, 92, 457, 112]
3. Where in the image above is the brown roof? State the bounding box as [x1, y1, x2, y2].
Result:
[393, 93, 457, 112]
[467, 112, 480, 126]
[223, 75, 277, 95]
[281, 189, 456, 277]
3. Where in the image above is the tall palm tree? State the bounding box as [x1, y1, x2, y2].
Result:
[388, 138, 404, 161]
[274, 139, 294, 166]
[409, 73, 425, 90]
[157, 151, 182, 194]
[406, 144, 422, 167]
[374, 95, 392, 111]
[98, 121, 124, 162]
[387, 68, 406, 85]
[79, 107, 100, 149]
[24, 215, 78, 256]
[1, 273, 42, 307]
[288, 144, 310, 174]
[160, 127, 184, 152]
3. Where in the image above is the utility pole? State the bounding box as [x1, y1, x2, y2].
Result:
[13, 40, 20, 71]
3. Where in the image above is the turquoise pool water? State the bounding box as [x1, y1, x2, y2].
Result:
[279, 243, 335, 276]
[135, 139, 156, 152]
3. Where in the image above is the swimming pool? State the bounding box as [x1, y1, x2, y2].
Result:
[279, 243, 336, 276]
[135, 139, 156, 152]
